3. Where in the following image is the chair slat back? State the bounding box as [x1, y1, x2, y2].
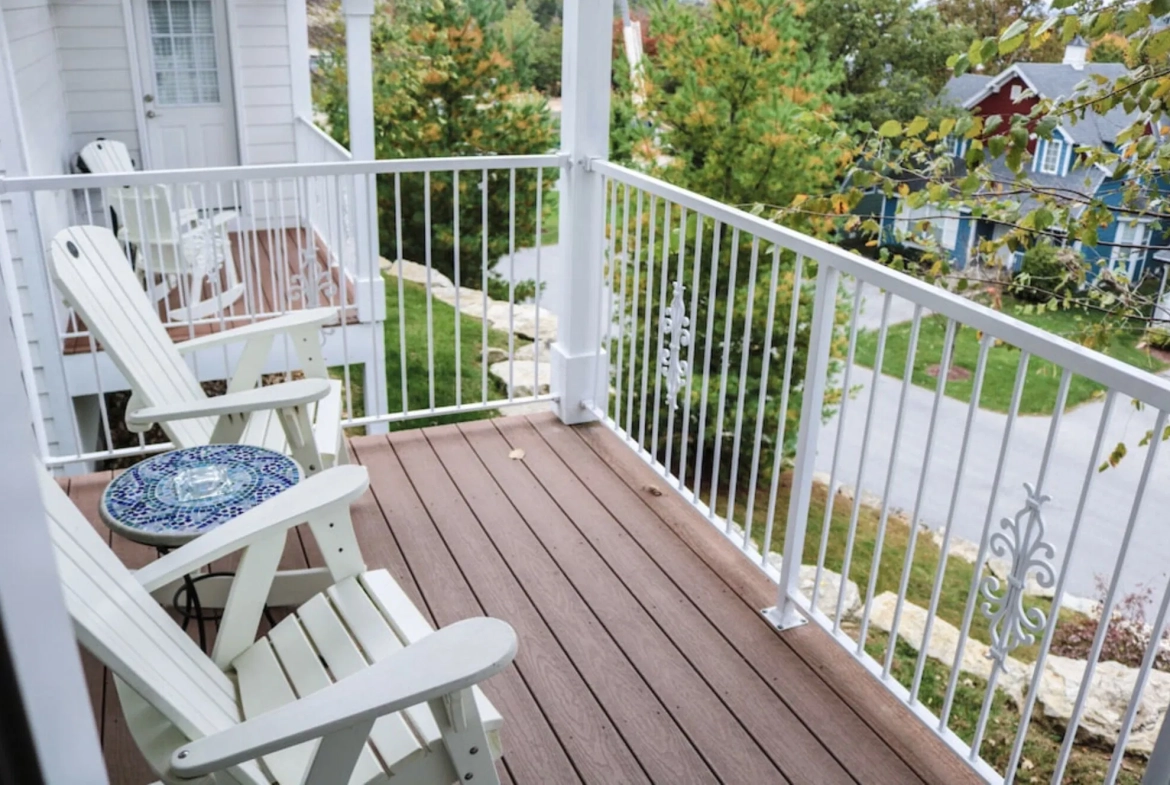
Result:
[78, 139, 184, 245]
[78, 139, 135, 174]
[49, 226, 214, 447]
[40, 471, 239, 740]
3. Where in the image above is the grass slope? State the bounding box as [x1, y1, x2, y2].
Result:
[853, 295, 1166, 414]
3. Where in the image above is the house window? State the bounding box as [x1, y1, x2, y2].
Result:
[148, 0, 220, 105]
[1040, 140, 1063, 174]
[896, 203, 959, 251]
[1010, 84, 1024, 102]
[1111, 220, 1147, 281]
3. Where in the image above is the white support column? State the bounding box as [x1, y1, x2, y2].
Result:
[342, 0, 389, 433]
[550, 0, 613, 425]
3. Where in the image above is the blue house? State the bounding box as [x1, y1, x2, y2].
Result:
[871, 39, 1168, 284]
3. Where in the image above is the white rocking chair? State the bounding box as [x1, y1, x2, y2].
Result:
[78, 138, 245, 322]
[50, 225, 346, 474]
[42, 465, 514, 785]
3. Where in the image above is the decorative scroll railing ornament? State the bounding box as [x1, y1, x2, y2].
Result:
[288, 242, 337, 308]
[660, 280, 691, 410]
[979, 482, 1057, 666]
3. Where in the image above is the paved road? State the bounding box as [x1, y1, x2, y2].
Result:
[815, 363, 1170, 604]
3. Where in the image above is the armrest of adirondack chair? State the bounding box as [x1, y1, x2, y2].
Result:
[134, 465, 369, 594]
[126, 378, 331, 428]
[168, 617, 518, 781]
[175, 307, 339, 354]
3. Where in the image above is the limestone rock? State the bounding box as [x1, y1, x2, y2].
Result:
[489, 361, 551, 398]
[381, 258, 456, 291]
[867, 591, 1030, 703]
[797, 565, 862, 620]
[1037, 655, 1170, 756]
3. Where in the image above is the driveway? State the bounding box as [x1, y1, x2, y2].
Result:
[815, 363, 1170, 604]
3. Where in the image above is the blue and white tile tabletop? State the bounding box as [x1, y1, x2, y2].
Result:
[100, 445, 301, 547]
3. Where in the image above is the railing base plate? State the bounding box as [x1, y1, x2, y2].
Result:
[761, 606, 808, 631]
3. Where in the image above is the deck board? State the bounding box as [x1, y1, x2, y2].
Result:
[69, 414, 986, 785]
[63, 228, 358, 355]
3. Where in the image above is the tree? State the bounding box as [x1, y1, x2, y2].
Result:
[804, 0, 975, 126]
[609, 0, 850, 484]
[314, 0, 557, 293]
[935, 0, 1064, 72]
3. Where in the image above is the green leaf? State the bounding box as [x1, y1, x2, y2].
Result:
[906, 116, 929, 137]
[999, 19, 1030, 54]
[981, 37, 1000, 63]
[878, 120, 903, 138]
[1035, 116, 1058, 139]
[939, 117, 956, 139]
[968, 37, 985, 66]
[988, 135, 1008, 158]
[1052, 0, 1078, 7]
[1155, 0, 1170, 15]
[1060, 15, 1081, 43]
[1147, 28, 1170, 60]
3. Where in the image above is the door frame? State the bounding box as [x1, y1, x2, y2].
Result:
[125, 0, 246, 170]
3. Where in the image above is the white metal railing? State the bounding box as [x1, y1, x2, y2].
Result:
[591, 160, 1170, 784]
[0, 154, 565, 467]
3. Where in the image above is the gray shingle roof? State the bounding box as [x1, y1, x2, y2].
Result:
[939, 73, 991, 108]
[1012, 63, 1136, 147]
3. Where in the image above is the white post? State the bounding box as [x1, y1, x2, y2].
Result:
[765, 261, 839, 630]
[0, 290, 108, 782]
[343, 0, 389, 433]
[550, 0, 613, 424]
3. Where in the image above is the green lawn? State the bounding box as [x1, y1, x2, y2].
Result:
[332, 276, 515, 431]
[853, 295, 1167, 414]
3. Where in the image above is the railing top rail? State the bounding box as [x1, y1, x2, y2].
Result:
[295, 115, 354, 162]
[597, 160, 1170, 412]
[0, 153, 570, 193]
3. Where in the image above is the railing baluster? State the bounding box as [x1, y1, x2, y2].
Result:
[625, 189, 644, 438]
[856, 303, 923, 652]
[912, 333, 994, 705]
[507, 167, 517, 403]
[742, 244, 781, 551]
[726, 236, 760, 534]
[1052, 408, 1170, 781]
[638, 196, 658, 451]
[534, 167, 545, 400]
[395, 172, 409, 415]
[884, 318, 957, 677]
[677, 213, 704, 493]
[649, 200, 673, 465]
[663, 205, 688, 477]
[481, 169, 489, 405]
[453, 170, 462, 409]
[836, 291, 893, 632]
[330, 175, 354, 422]
[613, 181, 631, 431]
[760, 252, 804, 564]
[692, 220, 722, 508]
[423, 170, 436, 411]
[710, 227, 740, 529]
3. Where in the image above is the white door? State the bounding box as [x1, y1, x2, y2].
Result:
[1111, 221, 1147, 281]
[135, 0, 239, 170]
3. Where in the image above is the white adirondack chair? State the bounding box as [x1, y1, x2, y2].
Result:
[78, 138, 245, 322]
[42, 465, 515, 785]
[50, 225, 345, 475]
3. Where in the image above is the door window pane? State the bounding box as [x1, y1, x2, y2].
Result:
[148, 0, 219, 105]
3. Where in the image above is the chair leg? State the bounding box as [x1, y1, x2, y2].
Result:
[429, 688, 500, 785]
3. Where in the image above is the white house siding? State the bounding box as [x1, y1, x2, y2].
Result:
[53, 0, 143, 166]
[1, 0, 76, 458]
[234, 0, 297, 165]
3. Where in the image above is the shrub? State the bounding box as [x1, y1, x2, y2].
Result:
[1144, 325, 1170, 351]
[1051, 578, 1170, 671]
[1013, 242, 1072, 303]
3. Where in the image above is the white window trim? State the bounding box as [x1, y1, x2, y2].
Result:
[1040, 140, 1062, 175]
[1110, 219, 1149, 280]
[896, 203, 959, 251]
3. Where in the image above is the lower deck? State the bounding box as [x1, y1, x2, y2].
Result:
[62, 227, 359, 354]
[66, 413, 982, 784]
